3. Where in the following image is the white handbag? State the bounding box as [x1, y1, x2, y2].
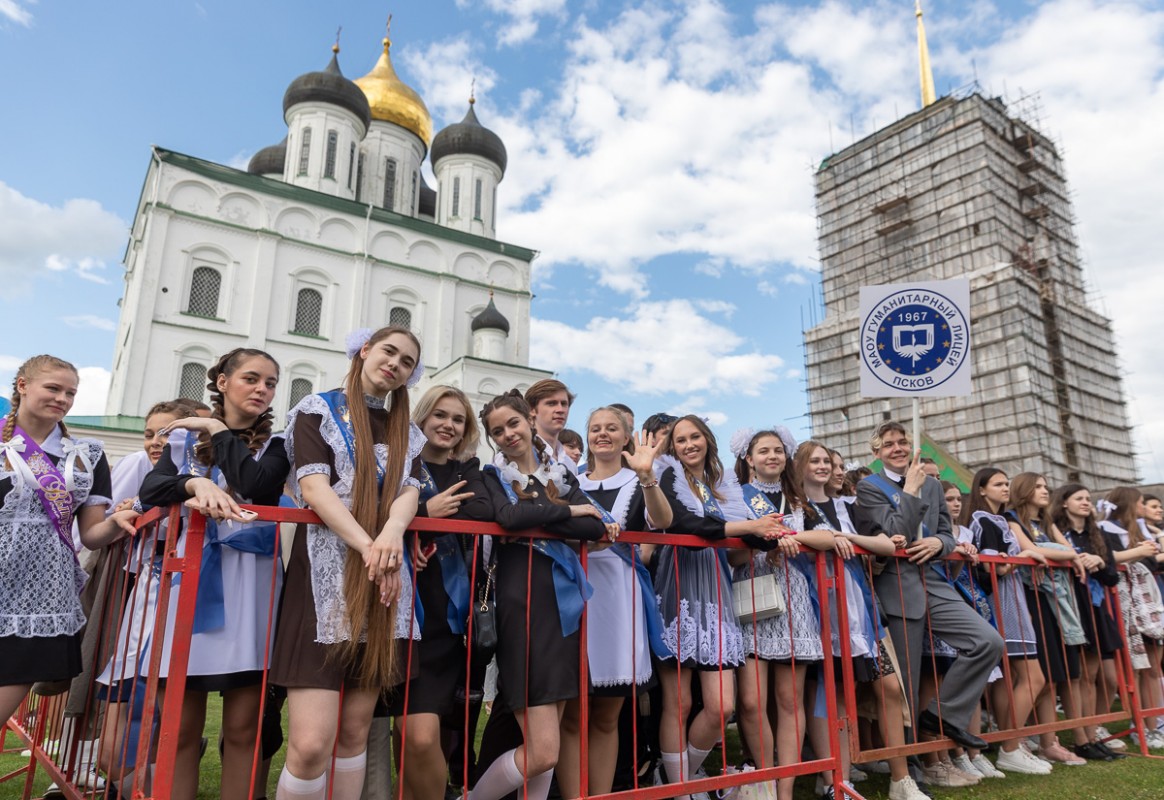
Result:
[731, 573, 786, 622]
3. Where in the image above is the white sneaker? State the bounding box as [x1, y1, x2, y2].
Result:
[75, 766, 107, 790]
[1025, 735, 1041, 753]
[849, 765, 868, 782]
[996, 746, 1052, 775]
[888, 776, 929, 800]
[968, 753, 1006, 779]
[1097, 726, 1127, 751]
[921, 760, 978, 787]
[951, 754, 980, 779]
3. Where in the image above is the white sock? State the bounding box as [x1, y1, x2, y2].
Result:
[661, 751, 690, 800]
[276, 768, 328, 800]
[470, 749, 525, 800]
[330, 751, 367, 800]
[524, 769, 555, 800]
[686, 743, 713, 777]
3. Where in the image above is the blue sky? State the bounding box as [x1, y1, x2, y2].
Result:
[2, 0, 1162, 481]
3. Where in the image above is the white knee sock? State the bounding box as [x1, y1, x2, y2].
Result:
[661, 751, 690, 800]
[523, 769, 555, 800]
[687, 743, 713, 777]
[470, 748, 525, 800]
[330, 751, 368, 800]
[276, 768, 327, 800]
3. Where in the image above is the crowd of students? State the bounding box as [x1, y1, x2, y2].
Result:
[3, 329, 1163, 800]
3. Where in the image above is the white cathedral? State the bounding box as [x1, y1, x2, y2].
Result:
[94, 33, 549, 453]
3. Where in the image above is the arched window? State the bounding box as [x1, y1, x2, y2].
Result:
[451, 177, 461, 217]
[355, 153, 365, 200]
[288, 377, 313, 412]
[389, 306, 412, 330]
[293, 288, 323, 336]
[187, 266, 221, 317]
[474, 178, 483, 219]
[324, 130, 338, 179]
[297, 128, 312, 175]
[411, 171, 418, 212]
[178, 362, 207, 401]
[384, 158, 397, 211]
[347, 143, 356, 189]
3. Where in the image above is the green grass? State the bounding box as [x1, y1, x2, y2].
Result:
[4, 707, 1164, 799]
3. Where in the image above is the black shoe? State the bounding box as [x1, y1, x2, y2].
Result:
[1073, 742, 1112, 761]
[917, 709, 991, 752]
[1095, 740, 1128, 760]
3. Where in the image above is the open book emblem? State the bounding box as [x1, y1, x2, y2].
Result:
[892, 324, 934, 365]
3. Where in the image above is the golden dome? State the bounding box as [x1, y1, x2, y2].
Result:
[354, 37, 433, 146]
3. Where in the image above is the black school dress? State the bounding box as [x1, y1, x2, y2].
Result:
[1064, 527, 1122, 657]
[482, 466, 605, 711]
[390, 457, 493, 716]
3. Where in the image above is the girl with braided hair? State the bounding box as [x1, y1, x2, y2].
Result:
[0, 355, 139, 723]
[470, 389, 610, 800]
[270, 326, 427, 800]
[138, 348, 287, 800]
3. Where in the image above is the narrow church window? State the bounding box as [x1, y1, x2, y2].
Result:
[293, 288, 323, 336]
[355, 153, 365, 201]
[288, 377, 313, 412]
[187, 266, 221, 318]
[384, 158, 397, 211]
[324, 130, 338, 179]
[178, 362, 207, 401]
[347, 143, 356, 189]
[411, 172, 418, 212]
[474, 179, 483, 219]
[452, 177, 461, 217]
[492, 185, 497, 224]
[389, 306, 412, 330]
[298, 128, 312, 176]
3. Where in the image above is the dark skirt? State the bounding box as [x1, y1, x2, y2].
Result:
[1024, 588, 1081, 683]
[1074, 581, 1122, 657]
[270, 524, 409, 692]
[494, 542, 581, 712]
[0, 633, 83, 686]
[388, 556, 470, 716]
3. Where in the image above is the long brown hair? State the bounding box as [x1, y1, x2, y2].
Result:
[1009, 472, 1050, 537]
[195, 348, 278, 467]
[735, 429, 806, 512]
[964, 467, 1007, 522]
[660, 415, 724, 500]
[1105, 486, 1146, 546]
[341, 326, 421, 687]
[3, 355, 79, 445]
[1051, 483, 1107, 557]
[480, 389, 569, 505]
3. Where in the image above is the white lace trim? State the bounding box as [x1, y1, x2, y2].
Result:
[654, 455, 750, 522]
[658, 596, 745, 666]
[0, 436, 103, 637]
[971, 510, 1020, 555]
[286, 393, 425, 643]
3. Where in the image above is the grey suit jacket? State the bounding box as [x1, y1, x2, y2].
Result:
[853, 471, 958, 620]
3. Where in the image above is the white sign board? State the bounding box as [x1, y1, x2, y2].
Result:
[858, 279, 972, 398]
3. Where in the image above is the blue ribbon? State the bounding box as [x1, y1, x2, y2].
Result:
[193, 516, 279, 634]
[484, 464, 594, 636]
[432, 535, 471, 634]
[321, 390, 384, 489]
[742, 484, 780, 518]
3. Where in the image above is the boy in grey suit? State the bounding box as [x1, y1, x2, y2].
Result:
[853, 421, 1003, 751]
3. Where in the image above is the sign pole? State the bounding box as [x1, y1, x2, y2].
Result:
[912, 397, 921, 455]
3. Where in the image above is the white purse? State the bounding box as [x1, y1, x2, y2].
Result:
[732, 572, 786, 622]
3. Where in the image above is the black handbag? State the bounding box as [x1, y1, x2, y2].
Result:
[470, 547, 498, 661]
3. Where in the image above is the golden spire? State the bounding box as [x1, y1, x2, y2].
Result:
[916, 1, 937, 107]
[353, 15, 433, 144]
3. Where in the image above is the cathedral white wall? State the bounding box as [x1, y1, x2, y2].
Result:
[358, 122, 426, 214]
[284, 103, 367, 200]
[434, 155, 502, 239]
[109, 159, 535, 427]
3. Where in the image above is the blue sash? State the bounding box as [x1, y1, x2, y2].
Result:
[418, 462, 471, 635]
[579, 488, 670, 659]
[689, 475, 733, 581]
[417, 463, 440, 502]
[1070, 543, 1107, 608]
[484, 465, 594, 636]
[176, 433, 279, 635]
[863, 473, 956, 591]
[742, 484, 780, 518]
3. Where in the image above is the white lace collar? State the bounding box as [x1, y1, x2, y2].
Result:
[749, 479, 782, 493]
[655, 454, 750, 522]
[577, 467, 636, 491]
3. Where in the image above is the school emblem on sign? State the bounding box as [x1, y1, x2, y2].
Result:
[858, 280, 972, 398]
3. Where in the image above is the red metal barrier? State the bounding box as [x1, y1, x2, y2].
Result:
[7, 506, 1164, 800]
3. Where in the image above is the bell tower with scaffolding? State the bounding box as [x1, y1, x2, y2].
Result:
[803, 3, 1137, 488]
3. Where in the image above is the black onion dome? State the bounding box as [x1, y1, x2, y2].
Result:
[247, 137, 288, 175]
[418, 174, 436, 217]
[470, 296, 510, 334]
[431, 102, 507, 176]
[283, 50, 372, 130]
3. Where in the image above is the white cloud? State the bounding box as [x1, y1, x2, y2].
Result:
[0, 0, 33, 26]
[62, 315, 117, 331]
[695, 299, 735, 317]
[530, 299, 783, 397]
[226, 150, 253, 171]
[401, 37, 499, 125]
[458, 0, 567, 47]
[73, 367, 112, 416]
[757, 281, 779, 298]
[0, 182, 125, 288]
